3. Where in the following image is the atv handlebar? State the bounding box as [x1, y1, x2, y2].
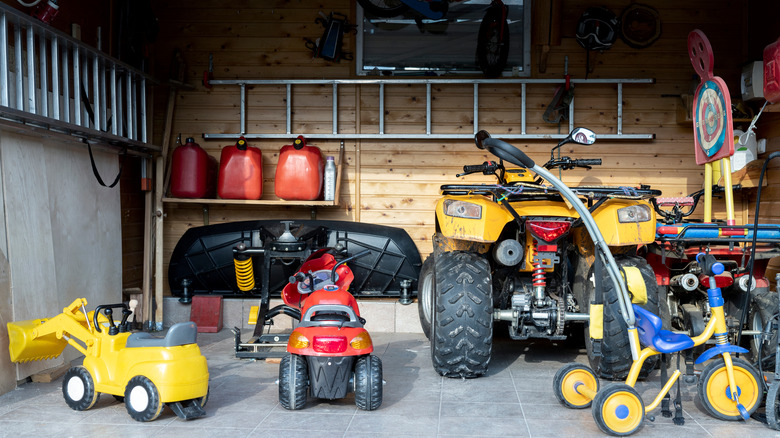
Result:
[575, 158, 602, 167]
[458, 161, 501, 177]
[482, 137, 536, 169]
[544, 157, 602, 171]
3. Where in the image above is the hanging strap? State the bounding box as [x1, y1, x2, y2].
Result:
[84, 138, 126, 188]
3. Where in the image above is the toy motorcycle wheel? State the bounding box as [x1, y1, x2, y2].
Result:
[553, 363, 599, 409]
[697, 357, 762, 421]
[124, 376, 163, 422]
[592, 383, 644, 436]
[766, 381, 780, 430]
[62, 366, 99, 411]
[279, 354, 309, 410]
[354, 355, 383, 411]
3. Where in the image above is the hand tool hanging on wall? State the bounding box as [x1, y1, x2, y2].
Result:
[304, 12, 356, 62]
[543, 56, 574, 124]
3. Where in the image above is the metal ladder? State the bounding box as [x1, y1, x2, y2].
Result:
[0, 3, 157, 154]
[203, 77, 655, 141]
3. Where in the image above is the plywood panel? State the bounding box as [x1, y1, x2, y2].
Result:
[151, 0, 771, 296]
[0, 130, 123, 381]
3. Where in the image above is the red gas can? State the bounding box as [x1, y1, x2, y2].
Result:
[764, 37, 780, 104]
[170, 137, 217, 198]
[218, 137, 263, 200]
[275, 135, 324, 201]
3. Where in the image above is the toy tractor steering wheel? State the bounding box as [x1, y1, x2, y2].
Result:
[93, 303, 132, 335]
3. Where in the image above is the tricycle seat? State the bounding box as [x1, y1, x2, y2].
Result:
[125, 321, 198, 348]
[633, 304, 694, 353]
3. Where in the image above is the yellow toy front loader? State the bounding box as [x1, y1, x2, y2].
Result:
[7, 298, 209, 421]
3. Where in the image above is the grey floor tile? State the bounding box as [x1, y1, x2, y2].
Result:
[4, 330, 780, 437]
[346, 413, 439, 435]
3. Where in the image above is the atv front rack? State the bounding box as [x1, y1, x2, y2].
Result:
[440, 183, 661, 201]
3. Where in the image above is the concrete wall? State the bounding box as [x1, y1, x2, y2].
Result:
[0, 128, 122, 393]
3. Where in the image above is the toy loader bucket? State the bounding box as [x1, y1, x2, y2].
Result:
[7, 318, 68, 363]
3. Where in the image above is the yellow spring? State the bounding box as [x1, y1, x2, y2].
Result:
[234, 257, 255, 291]
[715, 332, 729, 346]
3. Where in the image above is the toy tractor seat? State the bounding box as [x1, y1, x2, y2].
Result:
[126, 321, 198, 348]
[633, 304, 695, 353]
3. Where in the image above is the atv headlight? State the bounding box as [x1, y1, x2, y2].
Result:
[443, 200, 482, 219]
[617, 205, 651, 223]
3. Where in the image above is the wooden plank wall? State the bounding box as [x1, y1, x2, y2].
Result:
[149, 0, 780, 293]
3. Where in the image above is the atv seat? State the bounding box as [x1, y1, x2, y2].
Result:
[633, 304, 694, 353]
[126, 321, 198, 348]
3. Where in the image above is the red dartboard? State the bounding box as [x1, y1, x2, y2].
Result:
[688, 30, 734, 165]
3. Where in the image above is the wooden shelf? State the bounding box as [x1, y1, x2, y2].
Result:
[162, 141, 345, 208]
[162, 197, 338, 206]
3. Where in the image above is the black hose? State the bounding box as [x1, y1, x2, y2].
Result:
[736, 151, 780, 384]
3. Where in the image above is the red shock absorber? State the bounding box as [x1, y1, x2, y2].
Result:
[532, 241, 546, 288]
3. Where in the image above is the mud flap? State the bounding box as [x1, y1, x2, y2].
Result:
[168, 399, 206, 420]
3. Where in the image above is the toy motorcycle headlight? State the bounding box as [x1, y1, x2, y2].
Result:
[617, 205, 651, 223]
[350, 332, 373, 350]
[443, 200, 482, 219]
[288, 331, 310, 349]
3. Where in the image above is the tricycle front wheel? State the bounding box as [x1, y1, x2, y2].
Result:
[697, 357, 762, 421]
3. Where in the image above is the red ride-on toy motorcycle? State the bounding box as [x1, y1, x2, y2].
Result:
[278, 248, 383, 411]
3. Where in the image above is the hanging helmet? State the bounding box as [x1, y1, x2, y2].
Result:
[576, 7, 619, 51]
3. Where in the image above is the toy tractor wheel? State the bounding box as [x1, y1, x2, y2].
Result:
[417, 255, 434, 339]
[124, 376, 163, 422]
[354, 354, 383, 411]
[697, 357, 762, 421]
[279, 354, 309, 410]
[585, 255, 662, 380]
[431, 251, 493, 378]
[592, 383, 645, 436]
[62, 366, 99, 411]
[553, 363, 599, 409]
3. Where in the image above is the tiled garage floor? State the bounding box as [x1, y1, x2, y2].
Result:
[0, 330, 778, 437]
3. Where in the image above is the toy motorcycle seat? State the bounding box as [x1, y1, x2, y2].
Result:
[125, 321, 198, 348]
[633, 304, 694, 353]
[299, 304, 364, 328]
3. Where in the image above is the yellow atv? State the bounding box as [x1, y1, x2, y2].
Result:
[419, 128, 668, 379]
[7, 298, 209, 421]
